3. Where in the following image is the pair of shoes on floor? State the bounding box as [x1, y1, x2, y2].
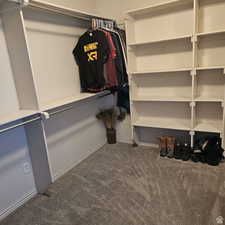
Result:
[174, 142, 192, 161]
[191, 136, 225, 166]
[158, 136, 175, 158]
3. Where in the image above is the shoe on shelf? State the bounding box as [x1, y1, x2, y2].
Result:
[167, 136, 175, 158]
[182, 143, 192, 161]
[158, 136, 167, 157]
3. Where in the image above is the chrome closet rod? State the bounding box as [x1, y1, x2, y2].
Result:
[49, 106, 74, 117]
[0, 117, 40, 135]
[0, 92, 112, 133]
[48, 92, 112, 117]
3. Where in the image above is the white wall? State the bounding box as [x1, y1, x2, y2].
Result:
[0, 125, 36, 220]
[94, 0, 172, 144]
[95, 0, 169, 23]
[45, 0, 97, 13]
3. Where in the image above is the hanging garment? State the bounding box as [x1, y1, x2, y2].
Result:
[101, 30, 118, 88]
[115, 28, 127, 61]
[117, 85, 130, 113]
[111, 32, 128, 86]
[73, 30, 109, 92]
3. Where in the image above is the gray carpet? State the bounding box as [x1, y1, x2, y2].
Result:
[2, 143, 225, 225]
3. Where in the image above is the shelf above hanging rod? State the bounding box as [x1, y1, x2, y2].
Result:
[27, 0, 114, 22]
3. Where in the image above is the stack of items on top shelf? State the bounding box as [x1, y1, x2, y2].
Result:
[73, 18, 130, 116]
[159, 136, 225, 166]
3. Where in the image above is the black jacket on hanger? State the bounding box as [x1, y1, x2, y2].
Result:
[111, 32, 128, 86]
[73, 30, 109, 92]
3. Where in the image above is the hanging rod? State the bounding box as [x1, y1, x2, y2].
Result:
[0, 116, 40, 135]
[47, 91, 112, 117]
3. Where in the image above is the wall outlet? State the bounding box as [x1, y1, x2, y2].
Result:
[23, 162, 31, 174]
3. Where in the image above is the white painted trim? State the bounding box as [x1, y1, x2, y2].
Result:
[138, 142, 159, 149]
[0, 189, 37, 221]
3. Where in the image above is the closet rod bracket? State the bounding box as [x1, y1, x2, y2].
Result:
[8, 0, 29, 7]
[40, 112, 50, 120]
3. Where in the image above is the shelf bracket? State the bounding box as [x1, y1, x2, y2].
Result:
[8, 0, 29, 6]
[40, 112, 50, 121]
[191, 35, 197, 43]
[191, 69, 197, 76]
[190, 102, 196, 108]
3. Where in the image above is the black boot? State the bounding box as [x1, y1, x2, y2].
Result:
[182, 143, 192, 161]
[174, 142, 183, 160]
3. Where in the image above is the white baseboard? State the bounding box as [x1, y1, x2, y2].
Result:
[0, 189, 37, 222]
[138, 142, 159, 149]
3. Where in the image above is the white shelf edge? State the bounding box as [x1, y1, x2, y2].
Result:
[133, 119, 191, 131]
[197, 29, 225, 38]
[128, 34, 192, 47]
[194, 97, 224, 102]
[40, 90, 110, 111]
[0, 110, 39, 127]
[194, 123, 222, 133]
[126, 0, 193, 17]
[132, 96, 192, 102]
[130, 68, 192, 75]
[196, 66, 225, 71]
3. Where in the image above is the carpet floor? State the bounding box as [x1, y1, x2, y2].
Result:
[1, 143, 225, 225]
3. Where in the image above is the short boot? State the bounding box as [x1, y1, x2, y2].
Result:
[174, 142, 182, 159]
[167, 137, 175, 158]
[182, 143, 191, 161]
[159, 136, 167, 157]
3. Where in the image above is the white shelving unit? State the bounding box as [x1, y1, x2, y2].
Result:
[125, 0, 225, 147]
[0, 0, 112, 125]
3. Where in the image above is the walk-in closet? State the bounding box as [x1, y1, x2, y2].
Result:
[0, 0, 225, 224]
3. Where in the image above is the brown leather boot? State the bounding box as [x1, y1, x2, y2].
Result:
[159, 136, 167, 157]
[167, 137, 175, 158]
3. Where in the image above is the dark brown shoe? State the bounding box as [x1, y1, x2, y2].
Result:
[159, 136, 167, 157]
[167, 137, 175, 158]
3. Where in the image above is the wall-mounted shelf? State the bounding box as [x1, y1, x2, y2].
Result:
[40, 91, 110, 111]
[197, 29, 225, 38]
[126, 0, 225, 146]
[132, 96, 191, 102]
[130, 68, 192, 75]
[194, 123, 222, 133]
[126, 0, 193, 18]
[128, 35, 192, 47]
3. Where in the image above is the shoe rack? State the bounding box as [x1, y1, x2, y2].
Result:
[125, 0, 225, 147]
